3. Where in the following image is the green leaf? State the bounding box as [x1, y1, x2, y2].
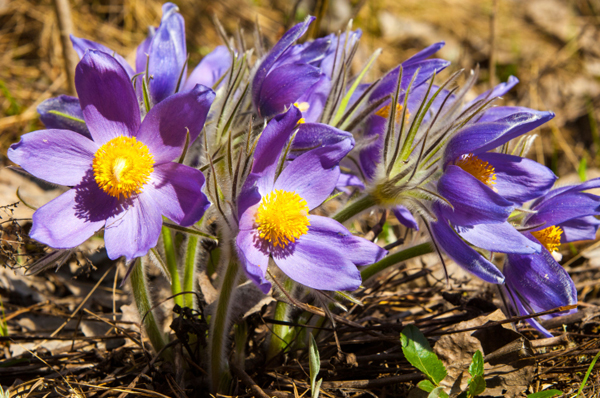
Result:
[417, 380, 436, 393]
[578, 157, 588, 182]
[309, 334, 321, 398]
[469, 350, 484, 377]
[575, 349, 600, 397]
[527, 390, 563, 398]
[467, 374, 486, 397]
[427, 387, 448, 398]
[401, 325, 447, 385]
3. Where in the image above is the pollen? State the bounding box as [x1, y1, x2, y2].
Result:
[531, 225, 563, 252]
[455, 153, 497, 187]
[93, 136, 154, 199]
[255, 190, 310, 248]
[294, 102, 310, 113]
[375, 103, 408, 124]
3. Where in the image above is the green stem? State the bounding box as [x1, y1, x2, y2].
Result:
[183, 234, 199, 309]
[268, 278, 294, 360]
[332, 195, 377, 224]
[209, 257, 239, 392]
[131, 258, 169, 356]
[162, 226, 184, 308]
[361, 242, 433, 281]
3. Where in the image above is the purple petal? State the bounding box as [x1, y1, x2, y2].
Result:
[429, 209, 505, 284]
[104, 191, 162, 261]
[443, 110, 555, 166]
[478, 153, 557, 204]
[403, 42, 445, 65]
[292, 123, 354, 156]
[393, 206, 419, 230]
[504, 250, 577, 336]
[137, 84, 215, 163]
[337, 172, 365, 191]
[470, 76, 519, 105]
[252, 17, 315, 107]
[531, 177, 600, 208]
[275, 141, 352, 209]
[273, 229, 362, 291]
[559, 216, 600, 242]
[477, 106, 538, 123]
[70, 35, 134, 77]
[184, 45, 232, 91]
[236, 229, 271, 293]
[135, 27, 155, 74]
[8, 129, 97, 186]
[457, 222, 541, 254]
[527, 191, 600, 229]
[437, 165, 514, 226]
[358, 115, 386, 181]
[30, 176, 120, 248]
[148, 2, 187, 104]
[37, 95, 90, 138]
[146, 162, 210, 226]
[257, 64, 322, 117]
[76, 50, 140, 145]
[295, 75, 331, 123]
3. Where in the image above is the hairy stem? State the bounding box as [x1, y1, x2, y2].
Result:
[332, 195, 377, 224]
[183, 234, 199, 309]
[162, 226, 184, 308]
[361, 242, 433, 281]
[267, 278, 295, 360]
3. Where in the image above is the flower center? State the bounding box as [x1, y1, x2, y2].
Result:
[93, 136, 154, 198]
[255, 189, 310, 248]
[375, 103, 407, 124]
[531, 225, 563, 252]
[455, 153, 496, 187]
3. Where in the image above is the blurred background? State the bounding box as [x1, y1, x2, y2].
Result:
[2, 0, 600, 181]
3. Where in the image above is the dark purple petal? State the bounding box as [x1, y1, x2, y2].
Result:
[76, 50, 140, 145]
[358, 115, 386, 181]
[276, 140, 353, 209]
[429, 208, 505, 284]
[184, 45, 232, 91]
[295, 75, 331, 122]
[70, 35, 135, 77]
[272, 230, 362, 291]
[403, 42, 445, 65]
[443, 110, 555, 166]
[457, 222, 541, 254]
[257, 64, 322, 117]
[292, 123, 354, 156]
[477, 153, 557, 204]
[504, 286, 553, 338]
[37, 95, 90, 138]
[526, 191, 600, 229]
[559, 216, 600, 242]
[8, 129, 97, 186]
[137, 84, 215, 163]
[470, 76, 518, 105]
[393, 206, 419, 230]
[476, 106, 537, 123]
[252, 17, 315, 107]
[30, 188, 106, 249]
[104, 191, 162, 261]
[438, 165, 514, 226]
[236, 229, 271, 293]
[319, 30, 362, 78]
[147, 163, 210, 226]
[531, 177, 600, 208]
[504, 250, 577, 336]
[135, 27, 155, 74]
[148, 2, 187, 104]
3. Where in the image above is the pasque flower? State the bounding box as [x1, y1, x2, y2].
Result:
[38, 3, 230, 131]
[501, 179, 600, 336]
[8, 50, 214, 261]
[236, 107, 386, 293]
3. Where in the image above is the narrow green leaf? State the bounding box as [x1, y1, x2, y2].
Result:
[467, 374, 486, 397]
[575, 349, 600, 397]
[47, 110, 85, 124]
[417, 380, 436, 393]
[401, 325, 447, 385]
[527, 390, 563, 398]
[578, 157, 587, 182]
[469, 350, 484, 377]
[313, 379, 323, 398]
[309, 334, 321, 398]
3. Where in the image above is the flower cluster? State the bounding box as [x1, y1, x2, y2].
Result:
[6, 3, 600, 389]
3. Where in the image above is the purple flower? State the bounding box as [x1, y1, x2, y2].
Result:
[235, 107, 386, 293]
[8, 51, 215, 261]
[251, 17, 361, 122]
[38, 3, 230, 129]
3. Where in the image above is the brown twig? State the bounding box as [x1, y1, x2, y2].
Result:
[52, 0, 78, 95]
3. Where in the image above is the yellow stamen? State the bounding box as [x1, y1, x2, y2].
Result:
[255, 189, 310, 248]
[375, 103, 408, 124]
[298, 117, 306, 124]
[294, 102, 310, 113]
[531, 226, 563, 252]
[93, 136, 154, 198]
[455, 153, 497, 187]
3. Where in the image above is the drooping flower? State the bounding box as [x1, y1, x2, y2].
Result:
[38, 3, 230, 130]
[500, 178, 600, 336]
[8, 50, 215, 261]
[235, 107, 386, 293]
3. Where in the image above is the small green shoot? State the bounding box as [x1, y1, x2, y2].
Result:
[575, 350, 600, 398]
[308, 334, 323, 398]
[0, 297, 8, 340]
[527, 390, 563, 398]
[578, 157, 588, 182]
